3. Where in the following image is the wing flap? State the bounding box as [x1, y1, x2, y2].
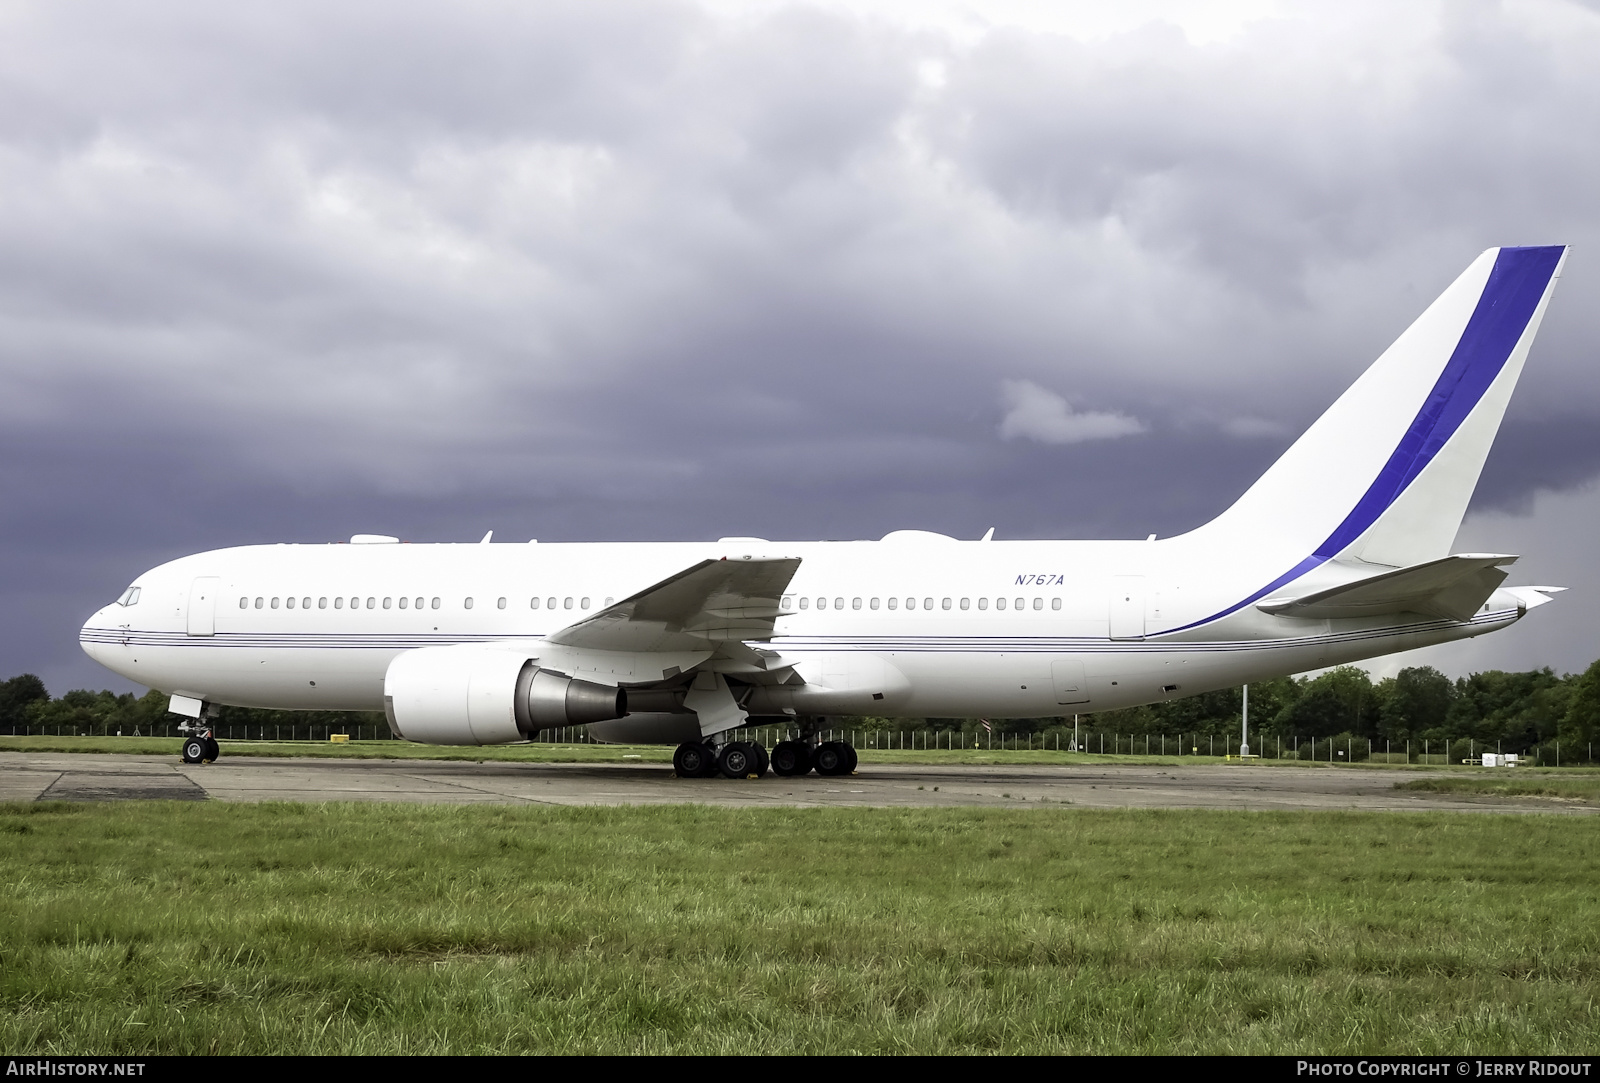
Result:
[1258, 553, 1517, 621]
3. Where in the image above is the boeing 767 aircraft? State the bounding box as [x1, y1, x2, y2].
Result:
[81, 245, 1569, 778]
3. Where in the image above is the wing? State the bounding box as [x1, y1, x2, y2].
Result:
[1257, 553, 1517, 622]
[547, 556, 801, 653]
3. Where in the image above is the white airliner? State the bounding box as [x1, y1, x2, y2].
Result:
[82, 245, 1569, 777]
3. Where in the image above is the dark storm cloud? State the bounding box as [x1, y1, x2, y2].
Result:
[2, 0, 1598, 695]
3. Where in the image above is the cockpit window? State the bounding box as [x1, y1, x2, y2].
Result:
[116, 586, 142, 607]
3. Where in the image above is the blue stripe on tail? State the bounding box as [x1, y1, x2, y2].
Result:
[1171, 245, 1564, 633]
[1310, 244, 1564, 563]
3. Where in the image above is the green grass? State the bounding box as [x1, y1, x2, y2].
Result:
[1, 802, 1596, 1054]
[1395, 770, 1600, 805]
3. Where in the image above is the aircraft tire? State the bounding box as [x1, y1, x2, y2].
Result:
[203, 736, 220, 763]
[673, 741, 716, 778]
[814, 741, 848, 776]
[771, 740, 812, 777]
[748, 742, 769, 777]
[841, 743, 858, 774]
[181, 738, 206, 765]
[717, 741, 756, 779]
[691, 743, 720, 777]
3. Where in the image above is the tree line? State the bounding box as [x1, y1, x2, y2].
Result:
[859, 659, 1600, 763]
[0, 676, 385, 739]
[5, 659, 1600, 761]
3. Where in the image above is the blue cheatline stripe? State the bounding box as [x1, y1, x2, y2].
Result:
[84, 606, 1518, 655]
[1166, 245, 1564, 635]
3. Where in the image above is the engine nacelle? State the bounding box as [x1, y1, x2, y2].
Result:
[384, 645, 626, 746]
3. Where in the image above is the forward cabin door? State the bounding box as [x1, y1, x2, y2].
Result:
[1109, 575, 1146, 640]
[186, 576, 220, 637]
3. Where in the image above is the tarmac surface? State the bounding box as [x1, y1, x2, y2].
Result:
[1, 751, 1592, 813]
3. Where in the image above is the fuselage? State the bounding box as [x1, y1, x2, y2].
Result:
[80, 531, 1522, 719]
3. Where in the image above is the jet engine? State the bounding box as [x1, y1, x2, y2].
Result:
[384, 645, 626, 745]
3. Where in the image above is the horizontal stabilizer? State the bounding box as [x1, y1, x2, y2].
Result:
[1504, 585, 1566, 611]
[1258, 553, 1517, 621]
[548, 556, 801, 653]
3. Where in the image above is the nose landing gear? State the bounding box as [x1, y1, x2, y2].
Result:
[179, 727, 220, 765]
[170, 695, 221, 765]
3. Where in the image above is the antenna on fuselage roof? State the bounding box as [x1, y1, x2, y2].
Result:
[980, 527, 995, 541]
[479, 530, 493, 544]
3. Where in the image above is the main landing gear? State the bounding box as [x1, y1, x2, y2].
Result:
[672, 739, 772, 779]
[770, 739, 858, 776]
[673, 730, 856, 780]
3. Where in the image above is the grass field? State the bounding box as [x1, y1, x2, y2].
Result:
[2, 801, 1596, 1054]
[1395, 771, 1600, 806]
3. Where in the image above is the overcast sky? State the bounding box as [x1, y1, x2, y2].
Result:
[4, 0, 1598, 697]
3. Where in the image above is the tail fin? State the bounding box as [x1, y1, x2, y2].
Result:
[1200, 245, 1567, 570]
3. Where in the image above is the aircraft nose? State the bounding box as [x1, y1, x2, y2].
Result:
[80, 607, 113, 661]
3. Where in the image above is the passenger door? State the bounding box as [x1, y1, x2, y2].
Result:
[186, 577, 220, 637]
[1109, 575, 1146, 640]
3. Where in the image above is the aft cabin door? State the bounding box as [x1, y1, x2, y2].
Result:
[186, 576, 220, 637]
[1109, 575, 1146, 640]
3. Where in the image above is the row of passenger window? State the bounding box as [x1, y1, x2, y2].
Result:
[242, 596, 440, 611]
[237, 593, 1060, 614]
[238, 595, 609, 611]
[782, 596, 1062, 612]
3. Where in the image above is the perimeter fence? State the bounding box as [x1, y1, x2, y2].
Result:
[5, 720, 1592, 766]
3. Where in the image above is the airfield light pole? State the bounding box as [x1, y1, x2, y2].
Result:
[1240, 685, 1250, 758]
